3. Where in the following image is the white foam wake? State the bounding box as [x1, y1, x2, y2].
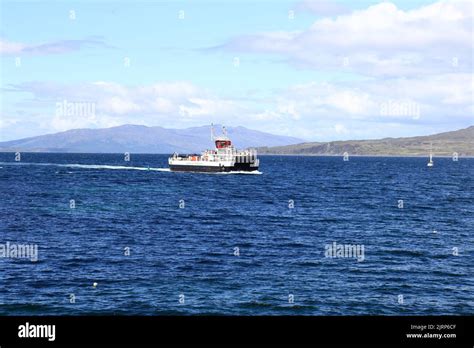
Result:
[0, 162, 262, 174]
[0, 162, 170, 172]
[62, 164, 170, 171]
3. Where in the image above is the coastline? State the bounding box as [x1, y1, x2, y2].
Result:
[1, 151, 473, 158]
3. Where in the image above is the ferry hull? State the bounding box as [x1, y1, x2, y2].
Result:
[170, 163, 258, 173]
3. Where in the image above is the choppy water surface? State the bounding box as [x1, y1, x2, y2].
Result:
[0, 153, 473, 315]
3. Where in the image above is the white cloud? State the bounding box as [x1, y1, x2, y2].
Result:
[178, 97, 236, 118]
[296, 0, 350, 16]
[49, 114, 112, 132]
[0, 39, 26, 54]
[3, 71, 472, 141]
[254, 109, 285, 121]
[0, 115, 19, 129]
[3, 81, 246, 136]
[100, 97, 140, 115]
[334, 123, 349, 134]
[245, 72, 473, 140]
[288, 73, 472, 119]
[0, 38, 108, 55]
[151, 97, 175, 113]
[221, 0, 473, 77]
[324, 90, 372, 115]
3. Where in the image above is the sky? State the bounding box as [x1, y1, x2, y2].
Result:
[0, 0, 472, 141]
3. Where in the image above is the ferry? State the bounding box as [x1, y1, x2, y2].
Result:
[168, 125, 259, 173]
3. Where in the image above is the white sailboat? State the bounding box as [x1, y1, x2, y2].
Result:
[427, 142, 434, 167]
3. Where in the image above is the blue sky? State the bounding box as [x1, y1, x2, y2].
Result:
[1, 0, 472, 141]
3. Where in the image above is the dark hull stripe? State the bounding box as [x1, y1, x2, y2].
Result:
[170, 163, 258, 172]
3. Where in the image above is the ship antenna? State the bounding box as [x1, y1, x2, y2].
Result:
[222, 125, 227, 137]
[211, 123, 214, 141]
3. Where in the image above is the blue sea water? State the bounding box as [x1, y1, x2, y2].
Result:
[0, 153, 473, 315]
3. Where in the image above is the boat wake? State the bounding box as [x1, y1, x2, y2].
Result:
[63, 164, 171, 172]
[0, 162, 262, 174]
[0, 162, 171, 172]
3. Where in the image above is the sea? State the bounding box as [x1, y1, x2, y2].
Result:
[0, 153, 473, 315]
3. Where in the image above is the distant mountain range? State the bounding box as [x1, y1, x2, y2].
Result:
[257, 126, 474, 156]
[0, 124, 303, 153]
[1, 124, 472, 156]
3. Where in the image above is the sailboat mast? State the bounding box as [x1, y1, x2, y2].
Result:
[427, 142, 434, 167]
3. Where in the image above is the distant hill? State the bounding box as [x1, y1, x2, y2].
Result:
[0, 124, 303, 153]
[257, 126, 474, 156]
